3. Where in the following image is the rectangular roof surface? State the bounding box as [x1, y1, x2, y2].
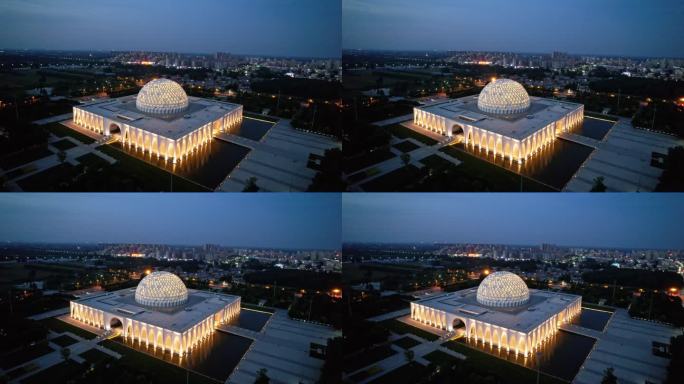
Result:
[74, 288, 239, 333]
[415, 288, 580, 333]
[418, 96, 582, 140]
[77, 95, 241, 140]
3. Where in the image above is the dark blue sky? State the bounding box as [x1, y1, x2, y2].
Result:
[0, 0, 341, 58]
[342, 194, 684, 249]
[0, 194, 341, 249]
[343, 0, 684, 57]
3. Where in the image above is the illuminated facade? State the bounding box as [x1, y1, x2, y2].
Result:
[70, 272, 240, 357]
[410, 272, 581, 356]
[413, 79, 584, 163]
[72, 78, 243, 163]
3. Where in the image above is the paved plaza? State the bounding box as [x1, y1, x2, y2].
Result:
[226, 309, 340, 384]
[572, 309, 680, 384]
[217, 119, 340, 192]
[565, 118, 683, 191]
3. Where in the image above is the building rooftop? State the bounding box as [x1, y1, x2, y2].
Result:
[418, 95, 582, 140]
[416, 287, 580, 333]
[77, 95, 241, 140]
[74, 287, 240, 333]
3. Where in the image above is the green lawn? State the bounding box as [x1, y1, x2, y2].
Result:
[0, 146, 53, 170]
[76, 152, 110, 170]
[392, 336, 422, 350]
[0, 341, 54, 369]
[96, 145, 209, 192]
[380, 319, 440, 341]
[43, 122, 96, 144]
[387, 124, 438, 146]
[437, 146, 555, 192]
[100, 339, 219, 384]
[15, 163, 79, 191]
[20, 360, 85, 384]
[344, 148, 395, 174]
[423, 350, 461, 368]
[51, 334, 78, 347]
[441, 341, 566, 384]
[392, 140, 420, 153]
[51, 139, 78, 151]
[344, 344, 395, 373]
[79, 348, 114, 365]
[40, 317, 97, 340]
[368, 362, 428, 384]
[361, 165, 420, 191]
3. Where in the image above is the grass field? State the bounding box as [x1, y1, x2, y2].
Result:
[441, 340, 566, 384]
[100, 339, 219, 384]
[44, 122, 96, 144]
[380, 319, 440, 341]
[51, 334, 78, 348]
[51, 139, 78, 151]
[392, 140, 420, 153]
[40, 317, 97, 340]
[361, 165, 420, 191]
[387, 124, 438, 146]
[392, 336, 422, 349]
[0, 146, 53, 170]
[0, 341, 54, 369]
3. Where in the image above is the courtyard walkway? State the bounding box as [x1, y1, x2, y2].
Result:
[572, 309, 680, 384]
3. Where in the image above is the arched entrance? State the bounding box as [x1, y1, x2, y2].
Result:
[452, 124, 464, 136]
[110, 317, 122, 329]
[109, 123, 121, 135]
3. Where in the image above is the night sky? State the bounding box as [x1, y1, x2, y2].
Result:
[342, 194, 684, 249]
[343, 0, 684, 57]
[0, 194, 341, 249]
[0, 0, 341, 58]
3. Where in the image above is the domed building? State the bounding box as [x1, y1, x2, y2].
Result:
[135, 271, 189, 307]
[412, 78, 584, 163]
[70, 271, 240, 357]
[476, 271, 530, 307]
[135, 79, 189, 115]
[410, 271, 581, 356]
[477, 79, 531, 115]
[72, 78, 243, 163]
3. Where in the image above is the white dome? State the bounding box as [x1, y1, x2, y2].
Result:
[135, 271, 188, 307]
[477, 79, 530, 115]
[136, 79, 189, 115]
[477, 271, 530, 307]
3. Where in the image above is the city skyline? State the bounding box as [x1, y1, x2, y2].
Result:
[0, 194, 341, 250]
[342, 194, 684, 249]
[0, 0, 341, 58]
[342, 0, 684, 58]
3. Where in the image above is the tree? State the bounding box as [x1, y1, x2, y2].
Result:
[590, 176, 607, 192]
[400, 152, 411, 167]
[404, 349, 415, 363]
[243, 177, 259, 192]
[601, 367, 617, 384]
[61, 347, 71, 362]
[57, 150, 67, 164]
[254, 368, 269, 384]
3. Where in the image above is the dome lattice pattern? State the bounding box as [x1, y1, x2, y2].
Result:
[136, 79, 189, 115]
[135, 271, 188, 307]
[477, 271, 530, 307]
[477, 79, 530, 115]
